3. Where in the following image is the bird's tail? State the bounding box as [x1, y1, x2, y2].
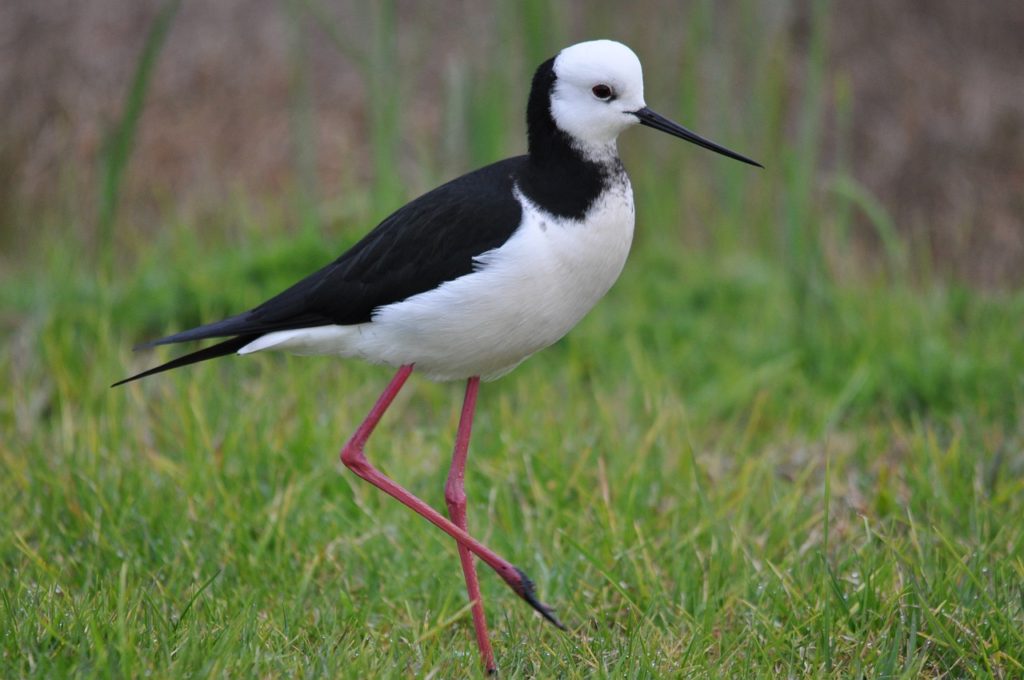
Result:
[112, 334, 258, 387]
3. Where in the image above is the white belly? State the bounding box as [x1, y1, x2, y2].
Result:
[240, 181, 635, 381]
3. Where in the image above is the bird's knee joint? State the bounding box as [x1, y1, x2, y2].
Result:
[341, 444, 369, 473]
[444, 486, 467, 509]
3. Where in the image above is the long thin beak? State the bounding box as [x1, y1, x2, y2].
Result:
[633, 107, 763, 168]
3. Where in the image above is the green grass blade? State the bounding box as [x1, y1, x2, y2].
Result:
[97, 0, 181, 275]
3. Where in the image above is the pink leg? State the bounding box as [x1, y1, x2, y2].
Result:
[444, 377, 496, 674]
[339, 365, 564, 632]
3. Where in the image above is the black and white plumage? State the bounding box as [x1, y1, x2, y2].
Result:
[115, 40, 757, 386]
[115, 39, 760, 672]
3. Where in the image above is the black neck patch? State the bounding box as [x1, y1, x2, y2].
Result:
[517, 57, 618, 221]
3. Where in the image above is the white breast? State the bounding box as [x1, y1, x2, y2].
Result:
[240, 178, 635, 381]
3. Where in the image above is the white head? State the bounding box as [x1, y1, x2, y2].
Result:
[549, 40, 647, 149]
[530, 39, 762, 168]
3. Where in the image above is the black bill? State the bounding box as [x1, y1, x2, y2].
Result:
[633, 107, 763, 168]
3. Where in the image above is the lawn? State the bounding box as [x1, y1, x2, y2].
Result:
[4, 212, 1023, 676]
[2, 1, 1023, 677]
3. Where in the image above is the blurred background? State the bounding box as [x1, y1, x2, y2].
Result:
[2, 0, 1022, 284]
[3, 3, 1024, 675]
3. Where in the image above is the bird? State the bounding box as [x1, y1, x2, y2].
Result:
[115, 39, 761, 673]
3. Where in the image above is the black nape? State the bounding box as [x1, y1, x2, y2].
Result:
[519, 57, 619, 221]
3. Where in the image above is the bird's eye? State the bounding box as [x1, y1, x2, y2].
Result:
[591, 84, 614, 101]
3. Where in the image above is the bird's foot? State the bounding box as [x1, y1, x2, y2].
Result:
[509, 567, 566, 630]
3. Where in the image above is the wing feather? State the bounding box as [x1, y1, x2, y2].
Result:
[115, 157, 527, 384]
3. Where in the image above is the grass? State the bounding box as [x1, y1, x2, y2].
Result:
[3, 1, 1024, 677]
[4, 218, 1023, 677]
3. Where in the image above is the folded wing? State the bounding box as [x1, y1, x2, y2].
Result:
[114, 157, 527, 385]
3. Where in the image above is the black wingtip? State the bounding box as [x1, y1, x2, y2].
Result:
[112, 334, 258, 388]
[514, 567, 567, 631]
[131, 338, 166, 352]
[130, 311, 260, 352]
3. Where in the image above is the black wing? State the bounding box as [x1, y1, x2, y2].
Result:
[114, 157, 527, 385]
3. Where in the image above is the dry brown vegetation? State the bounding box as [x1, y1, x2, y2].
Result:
[1, 1, 1022, 283]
